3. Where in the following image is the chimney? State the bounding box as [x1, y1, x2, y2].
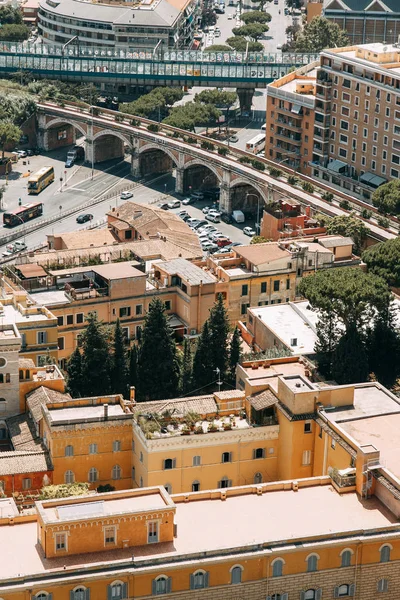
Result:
[130, 386, 136, 402]
[104, 403, 108, 420]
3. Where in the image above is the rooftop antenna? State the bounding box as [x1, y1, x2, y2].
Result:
[215, 368, 222, 393]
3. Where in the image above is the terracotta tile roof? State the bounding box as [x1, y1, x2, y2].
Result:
[214, 390, 246, 400]
[249, 389, 278, 411]
[6, 414, 43, 451]
[16, 263, 48, 279]
[133, 395, 217, 418]
[19, 358, 35, 369]
[52, 229, 117, 250]
[157, 258, 216, 285]
[27, 386, 71, 424]
[0, 451, 52, 475]
[234, 243, 291, 266]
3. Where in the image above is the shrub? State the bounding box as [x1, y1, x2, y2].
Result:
[377, 216, 390, 228]
[322, 191, 334, 202]
[147, 123, 159, 132]
[186, 137, 198, 144]
[252, 159, 266, 171]
[130, 118, 140, 127]
[218, 147, 229, 156]
[97, 484, 116, 493]
[268, 167, 282, 178]
[92, 107, 100, 116]
[302, 181, 315, 193]
[339, 199, 351, 210]
[39, 483, 90, 500]
[239, 156, 251, 164]
[288, 175, 298, 186]
[361, 208, 372, 219]
[201, 141, 215, 151]
[114, 114, 124, 122]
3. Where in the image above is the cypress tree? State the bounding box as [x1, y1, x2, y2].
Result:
[80, 312, 111, 397]
[368, 317, 400, 389]
[181, 338, 193, 395]
[192, 320, 214, 390]
[208, 293, 230, 380]
[110, 319, 129, 397]
[331, 323, 369, 385]
[66, 346, 83, 398]
[137, 298, 180, 401]
[128, 344, 139, 396]
[228, 326, 242, 386]
[314, 311, 341, 378]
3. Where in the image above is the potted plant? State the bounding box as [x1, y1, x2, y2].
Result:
[194, 425, 204, 434]
[208, 422, 218, 433]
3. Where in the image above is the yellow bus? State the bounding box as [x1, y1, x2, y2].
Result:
[27, 166, 55, 194]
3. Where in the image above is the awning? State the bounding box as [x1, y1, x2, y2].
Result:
[360, 172, 387, 189]
[167, 315, 186, 329]
[291, 104, 302, 114]
[327, 159, 348, 173]
[17, 263, 48, 279]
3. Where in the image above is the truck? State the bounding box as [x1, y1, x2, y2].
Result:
[232, 210, 245, 223]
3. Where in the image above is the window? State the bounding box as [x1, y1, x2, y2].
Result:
[302, 450, 311, 465]
[218, 477, 232, 488]
[65, 470, 74, 484]
[152, 576, 171, 595]
[135, 305, 143, 316]
[304, 422, 312, 434]
[253, 447, 265, 459]
[222, 452, 232, 463]
[76, 313, 84, 324]
[286, 279, 290, 290]
[241, 284, 248, 296]
[377, 579, 389, 593]
[302, 590, 322, 600]
[140, 451, 144, 463]
[254, 472, 262, 484]
[192, 455, 201, 466]
[163, 483, 172, 494]
[37, 331, 47, 344]
[341, 550, 352, 567]
[272, 558, 284, 577]
[231, 566, 242, 584]
[307, 554, 318, 572]
[261, 282, 267, 294]
[163, 458, 176, 470]
[89, 443, 97, 454]
[58, 337, 64, 351]
[113, 440, 121, 452]
[88, 467, 98, 483]
[35, 594, 52, 600]
[71, 588, 88, 600]
[57, 316, 64, 326]
[340, 120, 349, 131]
[112, 465, 122, 480]
[190, 571, 209, 590]
[241, 303, 249, 315]
[164, 301, 171, 310]
[192, 480, 200, 492]
[22, 477, 31, 490]
[273, 280, 280, 292]
[380, 545, 391, 563]
[148, 520, 159, 543]
[104, 525, 116, 545]
[334, 584, 355, 597]
[108, 582, 127, 600]
[65, 445, 74, 457]
[66, 315, 74, 325]
[267, 595, 288, 600]
[119, 307, 131, 318]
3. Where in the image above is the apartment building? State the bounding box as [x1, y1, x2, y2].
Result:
[265, 63, 317, 175]
[259, 199, 326, 241]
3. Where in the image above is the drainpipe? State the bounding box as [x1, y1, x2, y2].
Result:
[197, 280, 202, 334]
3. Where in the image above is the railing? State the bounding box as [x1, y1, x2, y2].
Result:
[330, 470, 356, 488]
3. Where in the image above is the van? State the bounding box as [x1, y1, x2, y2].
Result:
[261, 123, 266, 130]
[232, 210, 245, 223]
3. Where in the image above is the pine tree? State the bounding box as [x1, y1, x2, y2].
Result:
[181, 338, 193, 395]
[80, 312, 111, 397]
[368, 317, 400, 389]
[66, 346, 83, 398]
[228, 327, 242, 386]
[192, 320, 214, 391]
[128, 344, 138, 396]
[331, 323, 369, 385]
[314, 311, 341, 378]
[208, 294, 230, 380]
[137, 298, 180, 401]
[110, 319, 128, 397]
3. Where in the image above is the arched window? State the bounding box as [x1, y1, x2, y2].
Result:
[231, 565, 243, 584]
[192, 480, 200, 492]
[190, 570, 209, 590]
[88, 468, 98, 483]
[108, 581, 127, 600]
[253, 447, 265, 459]
[35, 592, 52, 600]
[112, 465, 122, 480]
[0, 374, 4, 384]
[303, 590, 322, 600]
[164, 483, 172, 494]
[254, 472, 263, 484]
[65, 445, 74, 457]
[64, 470, 74, 484]
[218, 476, 231, 489]
[338, 585, 350, 597]
[307, 554, 319, 573]
[71, 587, 89, 600]
[380, 545, 391, 563]
[377, 579, 389, 593]
[152, 576, 171, 595]
[272, 558, 284, 577]
[341, 550, 352, 567]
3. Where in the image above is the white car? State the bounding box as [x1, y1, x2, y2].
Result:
[167, 200, 181, 209]
[120, 191, 133, 200]
[17, 150, 27, 158]
[243, 226, 256, 236]
[277, 44, 283, 50]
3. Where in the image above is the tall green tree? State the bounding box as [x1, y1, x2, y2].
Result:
[0, 121, 22, 160]
[0, 6, 23, 24]
[362, 237, 400, 288]
[232, 23, 269, 41]
[0, 24, 29, 41]
[294, 16, 349, 53]
[192, 320, 214, 390]
[372, 179, 400, 216]
[331, 324, 369, 385]
[110, 319, 128, 397]
[241, 10, 271, 24]
[80, 312, 111, 397]
[367, 306, 400, 388]
[325, 214, 369, 255]
[208, 293, 230, 380]
[137, 298, 180, 401]
[163, 101, 221, 132]
[314, 312, 341, 378]
[66, 346, 83, 398]
[228, 327, 242, 386]
[226, 36, 264, 52]
[128, 344, 139, 395]
[181, 338, 193, 395]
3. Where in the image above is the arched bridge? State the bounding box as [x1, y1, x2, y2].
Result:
[0, 42, 318, 90]
[36, 101, 398, 242]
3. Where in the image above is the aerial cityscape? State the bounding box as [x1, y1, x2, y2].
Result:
[0, 0, 399, 598]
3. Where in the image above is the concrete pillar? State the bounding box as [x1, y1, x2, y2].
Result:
[220, 182, 231, 214]
[131, 154, 140, 178]
[237, 88, 255, 113]
[85, 139, 94, 165]
[175, 166, 185, 194]
[37, 128, 49, 151]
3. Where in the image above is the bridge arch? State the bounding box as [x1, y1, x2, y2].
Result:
[44, 118, 87, 139]
[229, 178, 268, 219]
[92, 128, 131, 164]
[92, 128, 131, 147]
[182, 159, 222, 194]
[138, 143, 179, 178]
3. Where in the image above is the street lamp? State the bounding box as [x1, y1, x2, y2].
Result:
[13, 214, 27, 247]
[246, 193, 261, 232]
[91, 105, 95, 181]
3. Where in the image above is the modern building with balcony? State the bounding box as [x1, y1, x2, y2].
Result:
[38, 0, 200, 50]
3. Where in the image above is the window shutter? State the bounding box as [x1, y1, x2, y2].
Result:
[70, 591, 75, 600]
[316, 588, 322, 600]
[300, 592, 305, 600]
[163, 460, 166, 470]
[229, 452, 232, 462]
[122, 583, 127, 599]
[48, 595, 53, 600]
[152, 580, 157, 596]
[228, 479, 232, 487]
[107, 586, 112, 600]
[253, 449, 256, 459]
[349, 584, 355, 597]
[217, 480, 221, 488]
[282, 594, 288, 600]
[172, 459, 176, 468]
[334, 586, 339, 598]
[43, 331, 48, 343]
[267, 596, 272, 600]
[166, 577, 172, 594]
[262, 448, 266, 458]
[85, 589, 90, 600]
[190, 574, 195, 590]
[204, 572, 209, 588]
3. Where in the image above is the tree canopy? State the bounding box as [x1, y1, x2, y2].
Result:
[293, 16, 349, 53]
[195, 89, 237, 109]
[362, 237, 400, 288]
[241, 10, 271, 24]
[232, 23, 269, 41]
[203, 44, 232, 52]
[0, 121, 22, 160]
[225, 36, 264, 52]
[372, 179, 400, 216]
[0, 5, 23, 24]
[80, 312, 111, 397]
[325, 214, 368, 255]
[163, 101, 221, 131]
[120, 87, 184, 120]
[331, 324, 369, 385]
[0, 23, 29, 41]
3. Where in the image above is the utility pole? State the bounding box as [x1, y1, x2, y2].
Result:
[215, 368, 222, 393]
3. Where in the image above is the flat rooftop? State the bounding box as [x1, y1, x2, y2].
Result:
[1, 304, 49, 323]
[48, 404, 126, 425]
[0, 483, 396, 580]
[48, 262, 144, 281]
[156, 258, 216, 286]
[239, 359, 313, 393]
[275, 68, 317, 95]
[324, 384, 400, 422]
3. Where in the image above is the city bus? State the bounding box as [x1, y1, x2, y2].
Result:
[3, 202, 43, 227]
[246, 133, 266, 154]
[27, 166, 55, 194]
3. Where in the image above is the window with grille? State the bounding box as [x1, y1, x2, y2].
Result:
[55, 533, 67, 551]
[112, 465, 122, 480]
[65, 445, 74, 457]
[104, 526, 116, 545]
[88, 468, 98, 483]
[64, 470, 74, 484]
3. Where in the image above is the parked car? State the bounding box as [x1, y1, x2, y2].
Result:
[191, 191, 204, 200]
[227, 13, 233, 19]
[209, 231, 224, 241]
[216, 237, 231, 247]
[187, 218, 200, 227]
[202, 241, 219, 252]
[120, 191, 133, 200]
[158, 202, 169, 210]
[76, 213, 93, 224]
[17, 150, 27, 158]
[167, 200, 181, 209]
[178, 210, 190, 219]
[65, 158, 74, 168]
[206, 213, 221, 223]
[12, 241, 27, 252]
[221, 213, 232, 224]
[199, 224, 217, 234]
[202, 206, 211, 214]
[243, 226, 256, 236]
[229, 135, 239, 143]
[26, 149, 35, 157]
[277, 44, 283, 50]
[193, 219, 208, 230]
[182, 196, 196, 205]
[216, 247, 232, 254]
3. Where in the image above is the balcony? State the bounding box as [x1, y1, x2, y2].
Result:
[330, 467, 356, 493]
[275, 117, 302, 131]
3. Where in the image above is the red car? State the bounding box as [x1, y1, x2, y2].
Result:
[216, 237, 232, 248]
